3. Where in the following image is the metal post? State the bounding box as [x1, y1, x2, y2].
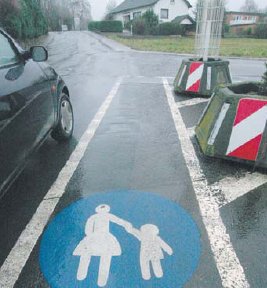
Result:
[195, 0, 225, 60]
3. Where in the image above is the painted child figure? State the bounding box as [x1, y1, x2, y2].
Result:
[127, 224, 173, 280]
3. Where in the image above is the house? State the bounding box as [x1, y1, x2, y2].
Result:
[111, 0, 193, 25]
[225, 11, 266, 35]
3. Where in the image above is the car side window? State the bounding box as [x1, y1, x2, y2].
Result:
[0, 33, 19, 68]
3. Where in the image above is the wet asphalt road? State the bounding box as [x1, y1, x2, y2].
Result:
[0, 31, 267, 288]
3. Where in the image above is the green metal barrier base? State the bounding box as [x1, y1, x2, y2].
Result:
[195, 82, 267, 168]
[174, 58, 232, 97]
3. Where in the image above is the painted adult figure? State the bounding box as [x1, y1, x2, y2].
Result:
[73, 204, 131, 287]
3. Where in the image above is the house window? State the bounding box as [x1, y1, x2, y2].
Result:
[170, 0, 175, 4]
[133, 12, 141, 19]
[161, 9, 169, 19]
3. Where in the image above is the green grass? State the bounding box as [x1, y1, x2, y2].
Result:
[107, 34, 267, 58]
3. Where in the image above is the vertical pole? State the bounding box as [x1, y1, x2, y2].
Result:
[199, 0, 209, 59]
[195, 0, 225, 60]
[203, 20, 211, 61]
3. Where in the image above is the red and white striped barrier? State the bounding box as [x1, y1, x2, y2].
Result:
[226, 98, 267, 161]
[186, 62, 204, 93]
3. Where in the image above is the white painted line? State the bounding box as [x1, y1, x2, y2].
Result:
[218, 172, 267, 206]
[0, 78, 122, 288]
[187, 126, 196, 138]
[162, 78, 250, 288]
[156, 76, 175, 80]
[123, 75, 175, 80]
[177, 98, 209, 108]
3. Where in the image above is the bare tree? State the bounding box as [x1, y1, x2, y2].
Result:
[240, 0, 259, 13]
[104, 0, 117, 20]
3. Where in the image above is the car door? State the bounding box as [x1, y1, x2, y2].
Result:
[0, 31, 55, 192]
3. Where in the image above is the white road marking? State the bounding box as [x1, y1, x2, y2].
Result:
[179, 96, 267, 207]
[217, 172, 267, 206]
[187, 126, 196, 138]
[123, 76, 175, 80]
[0, 78, 122, 288]
[74, 204, 132, 286]
[156, 76, 175, 80]
[162, 78, 250, 288]
[177, 98, 209, 108]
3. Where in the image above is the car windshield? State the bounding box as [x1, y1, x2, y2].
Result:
[0, 33, 19, 68]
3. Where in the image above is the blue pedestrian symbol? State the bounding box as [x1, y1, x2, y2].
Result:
[40, 190, 201, 288]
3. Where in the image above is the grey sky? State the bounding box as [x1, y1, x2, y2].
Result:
[90, 0, 267, 20]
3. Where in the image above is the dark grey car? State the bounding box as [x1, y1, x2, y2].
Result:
[0, 29, 74, 197]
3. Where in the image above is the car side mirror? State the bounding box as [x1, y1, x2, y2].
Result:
[30, 46, 48, 62]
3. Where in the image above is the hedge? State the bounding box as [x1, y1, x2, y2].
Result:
[88, 21, 123, 33]
[127, 11, 188, 36]
[255, 23, 267, 39]
[142, 10, 159, 35]
[0, 0, 48, 39]
[260, 62, 267, 95]
[132, 19, 146, 35]
[131, 21, 187, 36]
[158, 22, 186, 36]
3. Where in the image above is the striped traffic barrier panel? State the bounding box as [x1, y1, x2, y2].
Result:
[186, 62, 204, 93]
[226, 99, 267, 161]
[174, 58, 232, 97]
[195, 82, 267, 168]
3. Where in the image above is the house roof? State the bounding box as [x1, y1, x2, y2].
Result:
[111, 0, 192, 14]
[172, 14, 195, 24]
[226, 11, 265, 16]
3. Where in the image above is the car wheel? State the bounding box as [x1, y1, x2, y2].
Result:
[51, 93, 74, 142]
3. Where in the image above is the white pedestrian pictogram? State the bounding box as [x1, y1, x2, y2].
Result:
[126, 224, 173, 281]
[73, 205, 173, 287]
[73, 204, 132, 287]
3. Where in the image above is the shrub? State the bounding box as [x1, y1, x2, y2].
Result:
[0, 0, 48, 39]
[158, 22, 186, 36]
[224, 24, 230, 34]
[88, 21, 101, 31]
[20, 0, 48, 38]
[142, 10, 158, 35]
[101, 21, 123, 32]
[255, 23, 267, 39]
[260, 62, 267, 95]
[132, 19, 146, 35]
[88, 21, 123, 32]
[131, 10, 158, 35]
[0, 0, 21, 38]
[246, 27, 252, 36]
